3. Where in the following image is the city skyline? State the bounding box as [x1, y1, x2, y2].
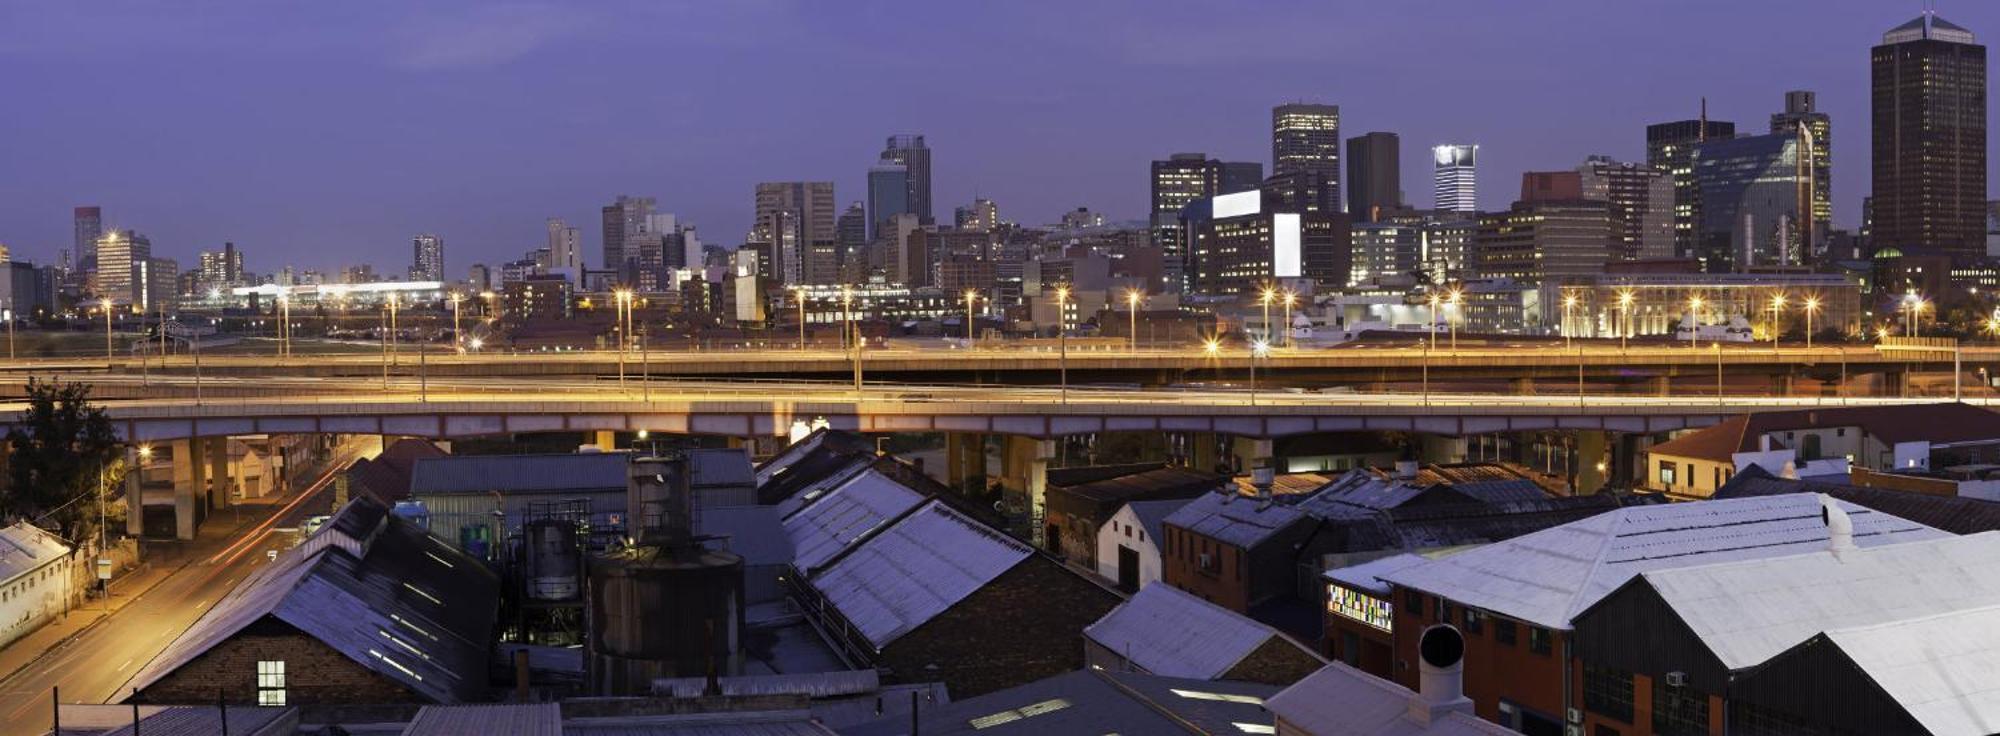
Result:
[2, 2, 1996, 273]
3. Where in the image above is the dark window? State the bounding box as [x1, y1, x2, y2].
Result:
[1463, 608, 1483, 635]
[1442, 601, 1457, 625]
[1528, 626, 1553, 655]
[1802, 434, 1823, 461]
[1582, 664, 1634, 724]
[1339, 631, 1360, 667]
[1404, 589, 1426, 618]
[1494, 619, 1518, 646]
[1652, 678, 1710, 736]
[1731, 699, 1818, 735]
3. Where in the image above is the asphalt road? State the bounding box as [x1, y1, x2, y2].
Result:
[0, 440, 367, 736]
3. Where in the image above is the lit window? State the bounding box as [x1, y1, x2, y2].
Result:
[256, 660, 285, 706]
[1171, 689, 1265, 705]
[968, 698, 1070, 730]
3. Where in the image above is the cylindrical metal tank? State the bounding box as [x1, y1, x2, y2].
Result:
[524, 520, 582, 601]
[587, 546, 745, 696]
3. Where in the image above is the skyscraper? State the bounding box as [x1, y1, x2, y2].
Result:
[836, 202, 868, 281]
[1872, 13, 1987, 259]
[198, 242, 243, 291]
[1347, 132, 1402, 221]
[411, 234, 444, 282]
[1692, 133, 1808, 271]
[1577, 156, 1675, 261]
[97, 230, 150, 309]
[1151, 153, 1263, 291]
[600, 195, 656, 277]
[1648, 115, 1737, 258]
[1432, 144, 1478, 213]
[881, 135, 933, 224]
[1272, 103, 1342, 211]
[754, 182, 837, 284]
[73, 207, 102, 270]
[546, 218, 583, 273]
[1770, 90, 1832, 252]
[867, 161, 910, 243]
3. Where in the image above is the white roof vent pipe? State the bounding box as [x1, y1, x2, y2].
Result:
[1820, 493, 1857, 559]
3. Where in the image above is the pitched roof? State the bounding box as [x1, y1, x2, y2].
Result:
[1083, 583, 1321, 679]
[841, 669, 1279, 736]
[1636, 530, 2000, 671]
[0, 522, 68, 584]
[130, 498, 499, 703]
[697, 505, 794, 567]
[1266, 663, 1515, 736]
[1811, 604, 2000, 736]
[1121, 499, 1192, 547]
[1164, 491, 1311, 548]
[1325, 553, 1432, 597]
[1715, 465, 2000, 535]
[95, 706, 295, 736]
[780, 467, 926, 573]
[1649, 403, 2000, 463]
[755, 430, 875, 495]
[687, 447, 754, 490]
[1379, 494, 1945, 629]
[1049, 465, 1226, 505]
[401, 703, 561, 736]
[410, 452, 630, 495]
[808, 500, 1032, 649]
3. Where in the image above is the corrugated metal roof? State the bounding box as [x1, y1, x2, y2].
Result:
[688, 448, 754, 489]
[94, 706, 293, 736]
[1324, 553, 1432, 597]
[809, 500, 1031, 649]
[1084, 584, 1318, 679]
[130, 498, 499, 703]
[698, 506, 794, 567]
[1164, 491, 1310, 548]
[1717, 465, 2000, 535]
[0, 521, 68, 584]
[783, 469, 925, 573]
[1641, 529, 2000, 671]
[651, 669, 879, 698]
[1265, 663, 1515, 735]
[842, 669, 1277, 736]
[565, 714, 836, 736]
[1380, 494, 1946, 629]
[402, 703, 561, 736]
[772, 458, 874, 518]
[1817, 604, 2000, 736]
[1122, 499, 1192, 548]
[410, 452, 630, 495]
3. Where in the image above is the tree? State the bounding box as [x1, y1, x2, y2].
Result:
[5, 379, 121, 544]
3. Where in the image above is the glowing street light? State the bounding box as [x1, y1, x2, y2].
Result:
[102, 298, 115, 360]
[1055, 285, 1071, 405]
[963, 289, 980, 346]
[1616, 289, 1635, 351]
[1803, 296, 1821, 350]
[1561, 292, 1578, 351]
[450, 293, 464, 353]
[1126, 290, 1143, 351]
[1445, 289, 1463, 353]
[1769, 293, 1787, 348]
[1686, 296, 1705, 350]
[1249, 339, 1269, 406]
[1259, 287, 1276, 347]
[1281, 291, 1298, 349]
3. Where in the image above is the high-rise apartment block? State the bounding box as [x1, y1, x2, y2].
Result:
[1577, 156, 1675, 261]
[73, 206, 103, 270]
[1872, 13, 1987, 259]
[754, 182, 837, 284]
[411, 234, 444, 282]
[198, 242, 244, 291]
[96, 230, 151, 309]
[546, 218, 583, 273]
[1346, 132, 1402, 221]
[600, 195, 656, 277]
[1272, 103, 1342, 212]
[1432, 144, 1479, 213]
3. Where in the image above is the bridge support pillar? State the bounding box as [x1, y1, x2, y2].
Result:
[1572, 431, 1609, 495]
[1186, 432, 1222, 474]
[1768, 373, 1795, 397]
[1884, 370, 1906, 398]
[946, 433, 987, 494]
[1650, 375, 1671, 396]
[999, 436, 1056, 535]
[208, 436, 230, 512]
[170, 439, 207, 541]
[1511, 377, 1536, 395]
[125, 447, 144, 538]
[592, 430, 618, 451]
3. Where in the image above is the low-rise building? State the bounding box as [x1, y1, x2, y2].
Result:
[0, 522, 75, 651]
[1644, 403, 2000, 498]
[844, 669, 1280, 736]
[1268, 628, 1513, 735]
[1043, 463, 1226, 571]
[1083, 583, 1323, 685]
[1095, 498, 1190, 592]
[408, 451, 632, 557]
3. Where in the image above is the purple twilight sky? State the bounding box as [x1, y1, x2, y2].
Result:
[1, 1, 1994, 277]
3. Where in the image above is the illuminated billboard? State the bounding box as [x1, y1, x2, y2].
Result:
[1212, 190, 1261, 219]
[1273, 213, 1301, 278]
[1328, 583, 1393, 632]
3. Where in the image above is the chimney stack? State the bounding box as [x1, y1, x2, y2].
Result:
[1820, 493, 1857, 559]
[1408, 625, 1476, 727]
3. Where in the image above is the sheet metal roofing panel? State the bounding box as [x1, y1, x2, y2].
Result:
[783, 469, 925, 572]
[566, 715, 837, 736]
[401, 703, 561, 736]
[1643, 531, 2000, 671]
[1379, 494, 1944, 629]
[0, 522, 67, 584]
[688, 448, 755, 489]
[757, 432, 831, 486]
[652, 669, 879, 698]
[1165, 491, 1310, 548]
[842, 669, 1274, 736]
[1123, 498, 1193, 547]
[1324, 553, 1432, 597]
[96, 707, 294, 736]
[698, 506, 794, 567]
[1084, 584, 1307, 679]
[1266, 663, 1515, 736]
[1818, 604, 2000, 736]
[772, 458, 873, 518]
[809, 501, 1031, 649]
[409, 452, 630, 494]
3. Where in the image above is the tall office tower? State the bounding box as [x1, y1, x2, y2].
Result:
[1770, 90, 1833, 253]
[1347, 132, 1402, 221]
[955, 198, 999, 231]
[1873, 13, 1987, 259]
[836, 201, 868, 281]
[1349, 222, 1421, 286]
[754, 182, 837, 283]
[198, 242, 244, 290]
[751, 210, 802, 285]
[1475, 201, 1610, 326]
[1577, 156, 1675, 261]
[1692, 133, 1809, 271]
[881, 135, 933, 223]
[468, 264, 492, 293]
[96, 230, 151, 309]
[73, 207, 103, 270]
[1150, 153, 1264, 291]
[145, 257, 178, 313]
[1432, 144, 1479, 213]
[867, 161, 911, 242]
[1272, 103, 1342, 211]
[600, 195, 656, 276]
[411, 234, 444, 281]
[1647, 115, 1737, 258]
[546, 218, 583, 273]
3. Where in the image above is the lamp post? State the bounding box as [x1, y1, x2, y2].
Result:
[1561, 292, 1577, 351]
[1686, 296, 1705, 350]
[1259, 287, 1275, 347]
[277, 294, 291, 359]
[1250, 339, 1268, 406]
[1769, 293, 1787, 350]
[1425, 292, 1441, 403]
[1125, 290, 1142, 352]
[963, 289, 978, 346]
[5, 299, 14, 361]
[1804, 296, 1821, 350]
[102, 298, 114, 360]
[1714, 341, 1724, 405]
[798, 287, 811, 352]
[450, 293, 463, 353]
[1446, 289, 1462, 353]
[1617, 290, 1635, 352]
[1282, 291, 1297, 349]
[614, 289, 631, 390]
[387, 292, 399, 366]
[1056, 285, 1070, 405]
[843, 285, 862, 395]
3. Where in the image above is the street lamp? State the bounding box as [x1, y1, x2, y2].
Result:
[1281, 291, 1298, 349]
[963, 289, 979, 346]
[102, 298, 114, 360]
[1125, 290, 1143, 352]
[1804, 296, 1821, 350]
[277, 294, 291, 359]
[1561, 292, 1578, 351]
[1616, 290, 1635, 351]
[1769, 293, 1787, 349]
[1686, 296, 1705, 350]
[1056, 285, 1071, 405]
[1259, 287, 1275, 347]
[1250, 339, 1269, 406]
[450, 293, 464, 353]
[798, 287, 812, 352]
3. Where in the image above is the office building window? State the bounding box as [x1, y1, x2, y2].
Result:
[1494, 619, 1517, 646]
[1528, 626, 1553, 655]
[1582, 664, 1634, 723]
[1652, 678, 1709, 736]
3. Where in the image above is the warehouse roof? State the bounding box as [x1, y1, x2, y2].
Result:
[1083, 583, 1319, 679]
[1266, 662, 1514, 735]
[842, 669, 1278, 736]
[410, 452, 629, 495]
[781, 468, 926, 573]
[1165, 491, 1311, 548]
[808, 500, 1031, 649]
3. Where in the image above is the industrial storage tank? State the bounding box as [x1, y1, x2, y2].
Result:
[524, 519, 582, 601]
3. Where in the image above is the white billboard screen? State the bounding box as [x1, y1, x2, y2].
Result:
[1273, 213, 1302, 278]
[1213, 190, 1261, 219]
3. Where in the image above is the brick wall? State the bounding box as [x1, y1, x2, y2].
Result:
[1220, 636, 1325, 686]
[139, 616, 421, 705]
[880, 557, 1121, 698]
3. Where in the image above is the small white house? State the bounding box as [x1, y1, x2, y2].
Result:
[1096, 498, 1191, 592]
[0, 522, 73, 649]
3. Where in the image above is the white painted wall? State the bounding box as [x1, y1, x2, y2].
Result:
[1096, 503, 1162, 591]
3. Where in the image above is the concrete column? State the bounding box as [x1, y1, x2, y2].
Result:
[998, 436, 1056, 533]
[593, 430, 618, 450]
[125, 447, 144, 538]
[170, 439, 207, 541]
[1511, 377, 1537, 395]
[945, 433, 986, 494]
[1650, 375, 1672, 396]
[1769, 373, 1795, 397]
[1574, 431, 1609, 495]
[208, 436, 230, 512]
[1189, 432, 1221, 474]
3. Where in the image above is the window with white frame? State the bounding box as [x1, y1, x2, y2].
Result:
[256, 660, 286, 706]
